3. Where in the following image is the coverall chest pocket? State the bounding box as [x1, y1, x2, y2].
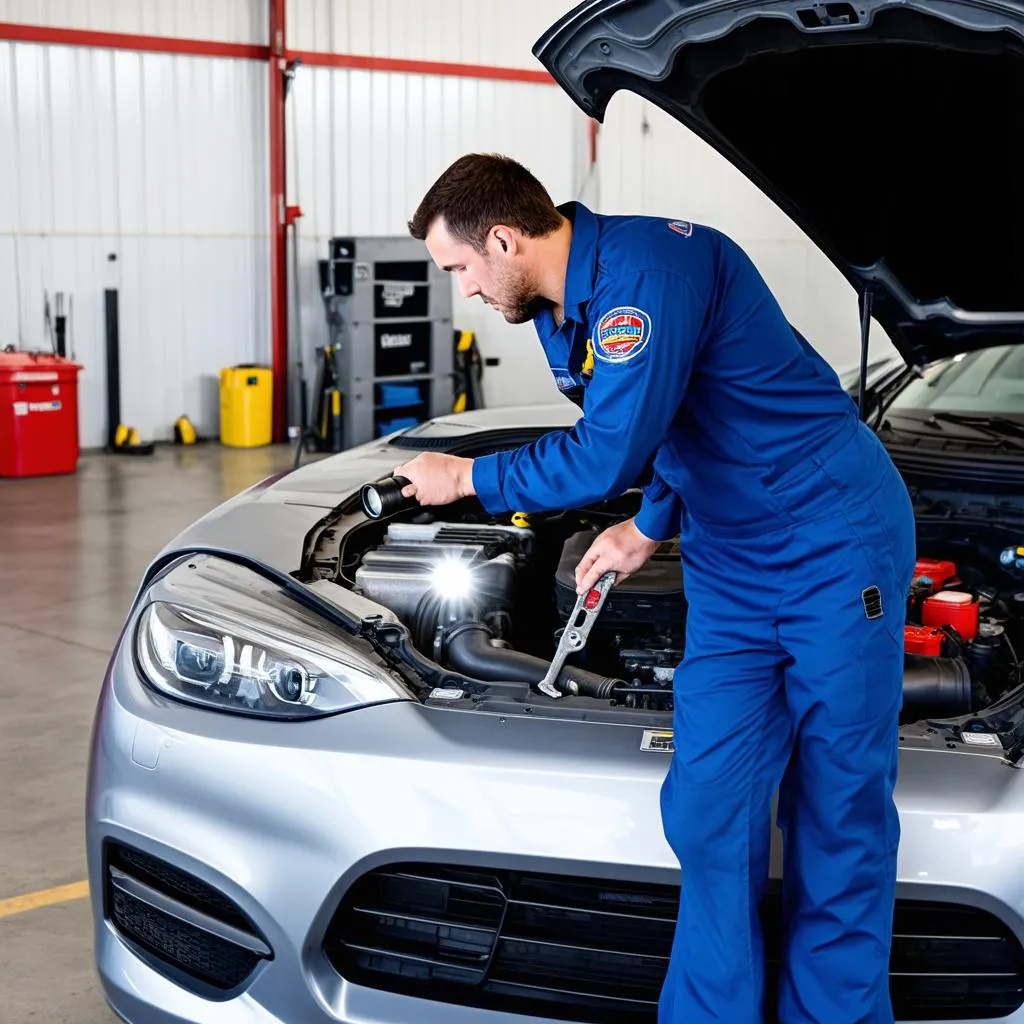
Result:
[547, 332, 595, 409]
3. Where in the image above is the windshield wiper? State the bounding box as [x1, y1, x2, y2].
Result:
[925, 412, 1024, 445]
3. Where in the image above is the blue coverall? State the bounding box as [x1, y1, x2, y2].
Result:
[471, 202, 916, 1023]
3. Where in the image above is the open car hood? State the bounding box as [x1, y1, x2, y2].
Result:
[533, 0, 1024, 367]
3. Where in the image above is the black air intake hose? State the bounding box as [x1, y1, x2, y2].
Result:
[441, 622, 621, 699]
[903, 655, 973, 719]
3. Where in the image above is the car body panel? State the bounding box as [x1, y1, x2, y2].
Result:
[89, 624, 1024, 1024]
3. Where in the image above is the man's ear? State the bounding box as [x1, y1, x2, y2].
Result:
[490, 225, 518, 256]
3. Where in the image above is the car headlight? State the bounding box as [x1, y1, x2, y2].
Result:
[135, 565, 408, 719]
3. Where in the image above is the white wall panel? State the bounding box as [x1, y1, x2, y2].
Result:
[591, 95, 898, 374]
[287, 66, 579, 411]
[0, 0, 267, 45]
[0, 41, 269, 447]
[287, 0, 569, 70]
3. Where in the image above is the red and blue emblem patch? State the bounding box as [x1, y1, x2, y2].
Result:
[595, 307, 651, 363]
[667, 220, 692, 237]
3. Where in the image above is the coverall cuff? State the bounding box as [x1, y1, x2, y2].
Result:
[634, 495, 681, 542]
[470, 454, 508, 516]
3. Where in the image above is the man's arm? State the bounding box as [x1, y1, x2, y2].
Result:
[635, 462, 683, 541]
[471, 270, 706, 515]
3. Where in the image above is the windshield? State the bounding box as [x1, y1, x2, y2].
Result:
[892, 345, 1024, 415]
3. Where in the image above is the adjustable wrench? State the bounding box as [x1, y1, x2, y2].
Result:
[536, 571, 617, 699]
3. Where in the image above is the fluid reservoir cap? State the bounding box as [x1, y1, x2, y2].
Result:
[929, 591, 973, 605]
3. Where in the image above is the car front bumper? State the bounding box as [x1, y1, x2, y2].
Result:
[87, 639, 1024, 1024]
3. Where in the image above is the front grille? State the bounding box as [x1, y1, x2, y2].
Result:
[324, 864, 1024, 1023]
[105, 842, 272, 992]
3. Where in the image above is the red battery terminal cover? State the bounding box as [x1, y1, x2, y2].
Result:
[921, 591, 979, 641]
[913, 558, 959, 589]
[903, 624, 945, 657]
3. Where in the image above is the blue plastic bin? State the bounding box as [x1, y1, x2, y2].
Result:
[378, 383, 422, 408]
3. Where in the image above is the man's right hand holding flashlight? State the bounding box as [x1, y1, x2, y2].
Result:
[392, 453, 476, 507]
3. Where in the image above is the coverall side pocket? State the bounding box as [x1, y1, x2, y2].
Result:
[854, 616, 905, 723]
[839, 501, 907, 648]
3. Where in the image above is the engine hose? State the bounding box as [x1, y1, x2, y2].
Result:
[902, 655, 973, 719]
[412, 589, 444, 653]
[441, 621, 622, 699]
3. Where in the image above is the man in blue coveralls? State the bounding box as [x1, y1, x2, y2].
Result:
[395, 153, 916, 1023]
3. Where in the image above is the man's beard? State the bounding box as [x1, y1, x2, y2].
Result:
[482, 265, 552, 324]
[496, 293, 552, 324]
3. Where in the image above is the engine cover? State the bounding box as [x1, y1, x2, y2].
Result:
[554, 530, 687, 640]
[354, 522, 529, 623]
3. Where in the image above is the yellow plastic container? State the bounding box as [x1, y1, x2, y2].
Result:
[220, 365, 272, 447]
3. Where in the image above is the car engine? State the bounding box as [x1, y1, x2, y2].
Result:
[341, 508, 1024, 723]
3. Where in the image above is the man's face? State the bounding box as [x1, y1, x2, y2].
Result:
[424, 217, 548, 325]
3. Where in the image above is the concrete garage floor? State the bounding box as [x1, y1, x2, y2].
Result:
[0, 444, 300, 1023]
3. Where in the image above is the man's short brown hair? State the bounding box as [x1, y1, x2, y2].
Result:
[408, 153, 562, 252]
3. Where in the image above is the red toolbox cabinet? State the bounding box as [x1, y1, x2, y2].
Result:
[0, 352, 83, 477]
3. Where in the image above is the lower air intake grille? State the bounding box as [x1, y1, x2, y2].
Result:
[324, 864, 1024, 1023]
[105, 842, 271, 992]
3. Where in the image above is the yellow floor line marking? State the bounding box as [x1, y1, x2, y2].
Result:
[0, 880, 89, 918]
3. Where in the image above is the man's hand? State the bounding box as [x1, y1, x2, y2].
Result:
[575, 517, 660, 594]
[392, 453, 476, 507]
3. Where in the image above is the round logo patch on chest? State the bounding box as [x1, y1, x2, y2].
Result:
[595, 306, 652, 363]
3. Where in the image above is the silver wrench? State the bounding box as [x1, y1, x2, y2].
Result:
[536, 571, 617, 699]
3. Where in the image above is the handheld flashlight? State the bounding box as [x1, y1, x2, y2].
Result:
[360, 475, 415, 519]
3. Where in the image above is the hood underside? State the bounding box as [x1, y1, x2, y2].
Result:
[534, 0, 1024, 365]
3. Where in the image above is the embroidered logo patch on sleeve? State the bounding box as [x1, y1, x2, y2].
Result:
[667, 220, 693, 237]
[595, 307, 652, 363]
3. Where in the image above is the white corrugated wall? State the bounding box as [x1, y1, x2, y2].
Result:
[0, 0, 265, 41]
[286, 0, 567, 68]
[0, 0, 581, 444]
[285, 0, 582, 412]
[0, 1, 269, 448]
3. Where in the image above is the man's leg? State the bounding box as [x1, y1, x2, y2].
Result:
[658, 571, 793, 1023]
[775, 486, 915, 1023]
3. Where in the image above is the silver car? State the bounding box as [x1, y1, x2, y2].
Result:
[87, 2, 1024, 1022]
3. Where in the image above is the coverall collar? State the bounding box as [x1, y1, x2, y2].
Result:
[558, 201, 599, 325]
[533, 202, 599, 341]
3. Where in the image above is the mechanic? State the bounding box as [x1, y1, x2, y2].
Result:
[395, 153, 916, 1024]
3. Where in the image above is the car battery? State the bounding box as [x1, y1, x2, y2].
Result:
[904, 624, 945, 657]
[0, 351, 83, 477]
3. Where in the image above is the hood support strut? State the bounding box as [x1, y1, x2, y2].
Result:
[858, 287, 874, 420]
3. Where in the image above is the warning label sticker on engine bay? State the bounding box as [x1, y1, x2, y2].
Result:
[961, 732, 1001, 747]
[640, 730, 674, 753]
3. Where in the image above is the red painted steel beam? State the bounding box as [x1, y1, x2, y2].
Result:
[0, 21, 267, 59]
[0, 23, 559, 86]
[268, 0, 288, 444]
[288, 50, 554, 84]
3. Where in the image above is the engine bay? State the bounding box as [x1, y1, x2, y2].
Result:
[318, 496, 1024, 725]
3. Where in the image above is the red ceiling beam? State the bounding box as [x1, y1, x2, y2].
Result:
[289, 49, 554, 84]
[268, 0, 288, 444]
[0, 21, 266, 59]
[0, 23, 557, 85]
